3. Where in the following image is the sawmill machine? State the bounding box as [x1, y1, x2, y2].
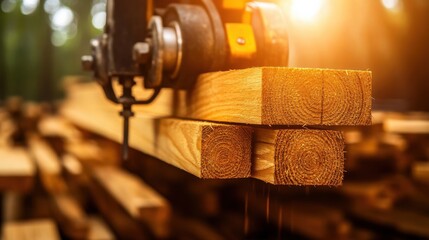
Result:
[81, 0, 289, 160]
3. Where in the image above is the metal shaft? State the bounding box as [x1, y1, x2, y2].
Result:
[122, 105, 131, 161]
[119, 77, 136, 161]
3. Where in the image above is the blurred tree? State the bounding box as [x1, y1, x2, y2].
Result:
[0, 0, 96, 102]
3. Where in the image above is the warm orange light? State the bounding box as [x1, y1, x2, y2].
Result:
[290, 0, 323, 22]
[381, 0, 400, 10]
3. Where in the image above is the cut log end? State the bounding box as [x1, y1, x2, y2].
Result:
[262, 68, 323, 125]
[274, 130, 344, 186]
[201, 125, 253, 179]
[322, 71, 372, 125]
[261, 68, 372, 126]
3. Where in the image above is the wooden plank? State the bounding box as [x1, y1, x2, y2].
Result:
[87, 175, 151, 239]
[61, 154, 83, 176]
[2, 219, 60, 240]
[65, 140, 119, 166]
[62, 102, 253, 179]
[155, 118, 252, 179]
[0, 147, 34, 192]
[92, 166, 171, 238]
[27, 136, 90, 239]
[189, 67, 371, 125]
[87, 216, 115, 240]
[384, 119, 429, 134]
[253, 129, 344, 185]
[88, 173, 148, 239]
[50, 192, 89, 240]
[27, 135, 66, 193]
[64, 67, 372, 126]
[38, 115, 83, 140]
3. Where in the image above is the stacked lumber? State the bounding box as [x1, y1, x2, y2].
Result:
[62, 67, 372, 185]
[4, 99, 429, 239]
[37, 115, 171, 239]
[90, 166, 170, 238]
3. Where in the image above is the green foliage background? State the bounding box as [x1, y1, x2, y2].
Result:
[0, 0, 100, 101]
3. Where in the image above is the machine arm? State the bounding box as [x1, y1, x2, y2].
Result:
[82, 0, 289, 161]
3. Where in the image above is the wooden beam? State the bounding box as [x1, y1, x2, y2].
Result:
[384, 119, 429, 134]
[87, 173, 151, 239]
[91, 166, 171, 238]
[65, 67, 371, 126]
[27, 136, 66, 193]
[50, 192, 89, 239]
[62, 102, 253, 179]
[38, 115, 83, 140]
[0, 147, 34, 192]
[63, 81, 346, 184]
[253, 129, 344, 185]
[2, 219, 60, 240]
[87, 216, 115, 240]
[186, 67, 371, 125]
[27, 136, 91, 239]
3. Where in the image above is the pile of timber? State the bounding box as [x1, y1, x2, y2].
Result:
[61, 67, 372, 186]
[0, 102, 171, 239]
[3, 96, 429, 239]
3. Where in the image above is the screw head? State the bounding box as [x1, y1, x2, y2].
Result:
[133, 42, 150, 64]
[81, 55, 94, 71]
[236, 37, 246, 45]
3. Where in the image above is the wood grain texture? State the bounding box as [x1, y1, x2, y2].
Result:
[0, 147, 34, 192]
[261, 68, 372, 125]
[154, 119, 252, 178]
[61, 101, 252, 179]
[253, 129, 344, 185]
[92, 166, 170, 238]
[65, 67, 371, 126]
[2, 219, 60, 240]
[200, 125, 252, 178]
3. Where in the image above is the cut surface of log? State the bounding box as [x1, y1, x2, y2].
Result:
[2, 219, 60, 240]
[253, 129, 344, 185]
[153, 118, 252, 179]
[92, 166, 170, 238]
[64, 67, 372, 126]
